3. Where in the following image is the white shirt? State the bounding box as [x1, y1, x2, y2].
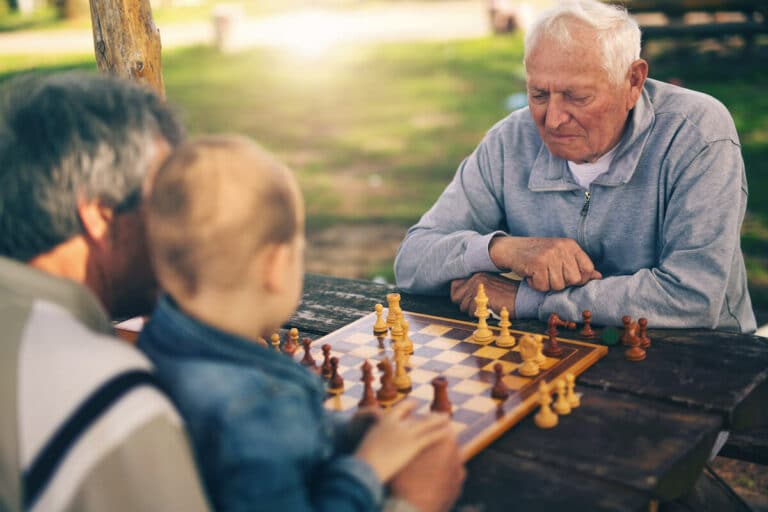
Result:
[567, 144, 618, 189]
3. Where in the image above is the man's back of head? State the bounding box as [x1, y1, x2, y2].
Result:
[0, 71, 184, 317]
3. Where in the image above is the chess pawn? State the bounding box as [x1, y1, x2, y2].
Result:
[270, 333, 281, 352]
[327, 357, 344, 395]
[495, 307, 516, 348]
[517, 334, 540, 377]
[300, 337, 317, 367]
[472, 283, 494, 345]
[373, 304, 388, 336]
[358, 361, 378, 408]
[566, 373, 581, 408]
[579, 310, 596, 339]
[491, 363, 510, 400]
[620, 315, 632, 346]
[553, 379, 571, 415]
[430, 376, 452, 415]
[638, 317, 651, 349]
[283, 327, 298, 356]
[623, 322, 647, 362]
[321, 344, 333, 379]
[534, 381, 558, 429]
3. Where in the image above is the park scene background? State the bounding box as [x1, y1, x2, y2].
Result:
[1, 0, 767, 504]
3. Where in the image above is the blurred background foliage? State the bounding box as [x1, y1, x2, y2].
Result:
[0, 0, 766, 320]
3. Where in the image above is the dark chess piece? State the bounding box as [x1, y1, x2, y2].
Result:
[638, 318, 651, 349]
[328, 357, 344, 394]
[491, 363, 510, 400]
[358, 361, 378, 408]
[376, 358, 398, 403]
[301, 337, 316, 368]
[579, 310, 596, 339]
[430, 376, 452, 415]
[624, 322, 647, 362]
[321, 344, 332, 379]
[621, 316, 632, 346]
[545, 313, 575, 357]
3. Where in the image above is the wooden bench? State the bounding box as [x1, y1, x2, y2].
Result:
[604, 0, 768, 41]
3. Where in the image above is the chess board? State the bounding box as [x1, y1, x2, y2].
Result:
[301, 310, 607, 461]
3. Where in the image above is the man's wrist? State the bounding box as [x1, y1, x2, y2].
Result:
[488, 234, 511, 271]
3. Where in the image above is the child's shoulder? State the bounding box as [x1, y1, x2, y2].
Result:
[169, 358, 321, 423]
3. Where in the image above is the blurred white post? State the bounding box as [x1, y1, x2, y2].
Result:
[212, 4, 242, 53]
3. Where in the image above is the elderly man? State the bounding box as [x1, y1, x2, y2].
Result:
[0, 73, 209, 511]
[394, 0, 756, 333]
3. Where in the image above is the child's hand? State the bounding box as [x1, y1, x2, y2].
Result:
[354, 400, 453, 483]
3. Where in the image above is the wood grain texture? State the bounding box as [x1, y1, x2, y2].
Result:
[289, 274, 737, 501]
[89, 0, 164, 97]
[295, 275, 768, 432]
[459, 450, 652, 512]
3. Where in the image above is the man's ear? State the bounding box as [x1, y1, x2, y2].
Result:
[626, 59, 649, 110]
[77, 199, 114, 245]
[261, 243, 291, 295]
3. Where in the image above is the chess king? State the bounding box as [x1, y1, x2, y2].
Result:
[137, 134, 465, 512]
[394, 0, 756, 333]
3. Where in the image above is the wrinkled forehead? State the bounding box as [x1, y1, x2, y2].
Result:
[525, 34, 608, 88]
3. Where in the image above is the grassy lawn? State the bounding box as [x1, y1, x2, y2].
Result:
[0, 35, 766, 314]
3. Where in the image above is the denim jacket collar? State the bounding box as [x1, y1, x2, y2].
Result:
[527, 84, 655, 192]
[143, 295, 324, 394]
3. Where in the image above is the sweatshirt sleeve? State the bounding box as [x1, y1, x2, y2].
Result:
[394, 135, 507, 295]
[534, 140, 752, 331]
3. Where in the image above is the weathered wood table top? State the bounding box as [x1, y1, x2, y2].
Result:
[288, 274, 768, 512]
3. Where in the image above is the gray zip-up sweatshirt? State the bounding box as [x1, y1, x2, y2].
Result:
[394, 79, 756, 333]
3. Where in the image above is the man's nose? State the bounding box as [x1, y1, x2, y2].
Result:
[544, 97, 570, 130]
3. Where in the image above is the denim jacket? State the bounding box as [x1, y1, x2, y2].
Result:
[137, 296, 383, 512]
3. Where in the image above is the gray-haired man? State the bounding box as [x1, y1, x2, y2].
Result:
[395, 0, 756, 333]
[0, 72, 209, 511]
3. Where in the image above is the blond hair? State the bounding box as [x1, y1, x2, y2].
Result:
[147, 134, 300, 298]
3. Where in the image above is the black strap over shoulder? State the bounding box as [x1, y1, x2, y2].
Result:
[23, 370, 162, 509]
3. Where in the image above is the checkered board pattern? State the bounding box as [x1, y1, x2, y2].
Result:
[302, 310, 607, 461]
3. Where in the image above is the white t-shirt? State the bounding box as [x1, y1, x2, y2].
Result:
[567, 145, 618, 189]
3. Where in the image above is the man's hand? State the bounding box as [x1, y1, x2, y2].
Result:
[450, 272, 519, 315]
[489, 236, 601, 292]
[389, 432, 466, 512]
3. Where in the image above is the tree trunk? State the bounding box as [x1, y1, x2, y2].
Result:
[88, 0, 165, 98]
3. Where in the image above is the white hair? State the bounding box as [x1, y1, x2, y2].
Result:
[524, 0, 642, 85]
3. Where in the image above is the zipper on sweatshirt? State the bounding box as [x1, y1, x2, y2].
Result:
[578, 189, 591, 246]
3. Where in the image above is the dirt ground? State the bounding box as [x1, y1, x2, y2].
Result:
[305, 223, 406, 280]
[712, 457, 768, 511]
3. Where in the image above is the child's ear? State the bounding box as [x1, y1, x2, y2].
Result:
[77, 199, 114, 246]
[261, 243, 291, 295]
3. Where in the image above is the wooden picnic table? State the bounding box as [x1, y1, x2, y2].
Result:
[288, 273, 768, 512]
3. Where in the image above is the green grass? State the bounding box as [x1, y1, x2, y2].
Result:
[0, 36, 766, 314]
